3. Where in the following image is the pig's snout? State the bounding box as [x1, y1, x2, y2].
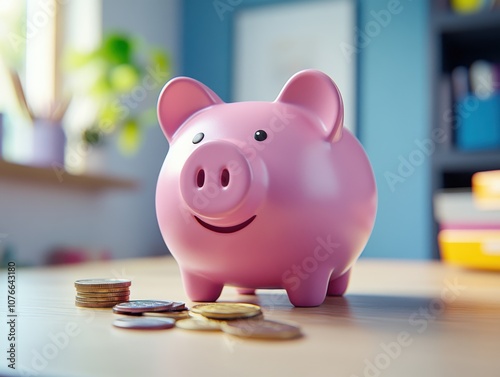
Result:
[180, 141, 253, 219]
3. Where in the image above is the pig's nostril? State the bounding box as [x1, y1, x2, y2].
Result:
[221, 168, 230, 187]
[196, 169, 205, 188]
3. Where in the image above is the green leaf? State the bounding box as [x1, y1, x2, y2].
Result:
[109, 64, 140, 93]
[118, 119, 141, 154]
[82, 127, 102, 145]
[96, 100, 122, 132]
[101, 34, 133, 65]
[150, 48, 171, 74]
[90, 74, 112, 96]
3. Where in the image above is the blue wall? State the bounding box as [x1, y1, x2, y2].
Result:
[358, 0, 430, 259]
[182, 0, 431, 259]
[182, 0, 233, 100]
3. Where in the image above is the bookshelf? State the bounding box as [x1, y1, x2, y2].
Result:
[430, 4, 500, 258]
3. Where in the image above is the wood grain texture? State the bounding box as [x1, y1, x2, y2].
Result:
[2, 257, 500, 377]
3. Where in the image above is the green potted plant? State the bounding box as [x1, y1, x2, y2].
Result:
[66, 33, 170, 156]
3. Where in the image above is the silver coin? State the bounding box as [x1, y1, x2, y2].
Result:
[75, 279, 131, 289]
[113, 300, 173, 313]
[112, 317, 175, 330]
[170, 302, 186, 311]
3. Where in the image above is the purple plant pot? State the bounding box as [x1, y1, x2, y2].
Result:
[32, 119, 66, 167]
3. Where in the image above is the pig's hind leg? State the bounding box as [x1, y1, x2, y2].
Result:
[326, 269, 351, 296]
[284, 271, 330, 307]
[181, 270, 223, 302]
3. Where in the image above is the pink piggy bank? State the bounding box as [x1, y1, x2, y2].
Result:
[156, 70, 376, 307]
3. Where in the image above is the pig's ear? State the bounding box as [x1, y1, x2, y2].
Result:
[157, 77, 223, 142]
[276, 70, 344, 143]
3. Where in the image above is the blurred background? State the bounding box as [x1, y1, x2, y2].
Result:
[1, 0, 500, 269]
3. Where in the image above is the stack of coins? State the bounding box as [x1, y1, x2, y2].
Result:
[74, 279, 131, 308]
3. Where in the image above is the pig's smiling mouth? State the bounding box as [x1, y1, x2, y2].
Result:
[194, 215, 256, 234]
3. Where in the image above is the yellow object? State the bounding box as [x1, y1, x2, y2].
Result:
[451, 0, 485, 13]
[473, 170, 500, 209]
[439, 229, 500, 270]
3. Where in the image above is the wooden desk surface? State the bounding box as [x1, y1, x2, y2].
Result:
[2, 257, 500, 377]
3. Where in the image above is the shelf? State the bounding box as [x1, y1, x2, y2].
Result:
[436, 11, 500, 70]
[0, 160, 138, 192]
[435, 11, 500, 34]
[433, 149, 500, 172]
[430, 5, 500, 257]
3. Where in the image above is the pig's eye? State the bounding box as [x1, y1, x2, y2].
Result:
[192, 132, 204, 144]
[254, 130, 267, 142]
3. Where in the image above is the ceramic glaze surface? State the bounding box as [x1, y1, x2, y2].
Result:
[156, 70, 377, 307]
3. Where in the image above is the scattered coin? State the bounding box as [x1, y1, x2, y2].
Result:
[75, 279, 131, 289]
[191, 303, 262, 320]
[113, 317, 175, 330]
[113, 300, 174, 314]
[171, 302, 186, 311]
[175, 317, 221, 331]
[112, 308, 142, 316]
[221, 319, 302, 340]
[144, 310, 191, 320]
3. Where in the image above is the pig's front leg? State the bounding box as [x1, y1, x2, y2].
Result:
[283, 271, 330, 307]
[181, 270, 223, 302]
[326, 269, 351, 296]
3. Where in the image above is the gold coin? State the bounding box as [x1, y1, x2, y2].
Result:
[76, 295, 130, 302]
[144, 310, 191, 320]
[175, 317, 221, 331]
[76, 286, 131, 293]
[76, 288, 130, 297]
[221, 319, 302, 340]
[75, 279, 131, 289]
[75, 300, 120, 308]
[191, 303, 261, 319]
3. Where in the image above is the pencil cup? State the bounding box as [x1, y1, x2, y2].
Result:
[32, 118, 66, 167]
